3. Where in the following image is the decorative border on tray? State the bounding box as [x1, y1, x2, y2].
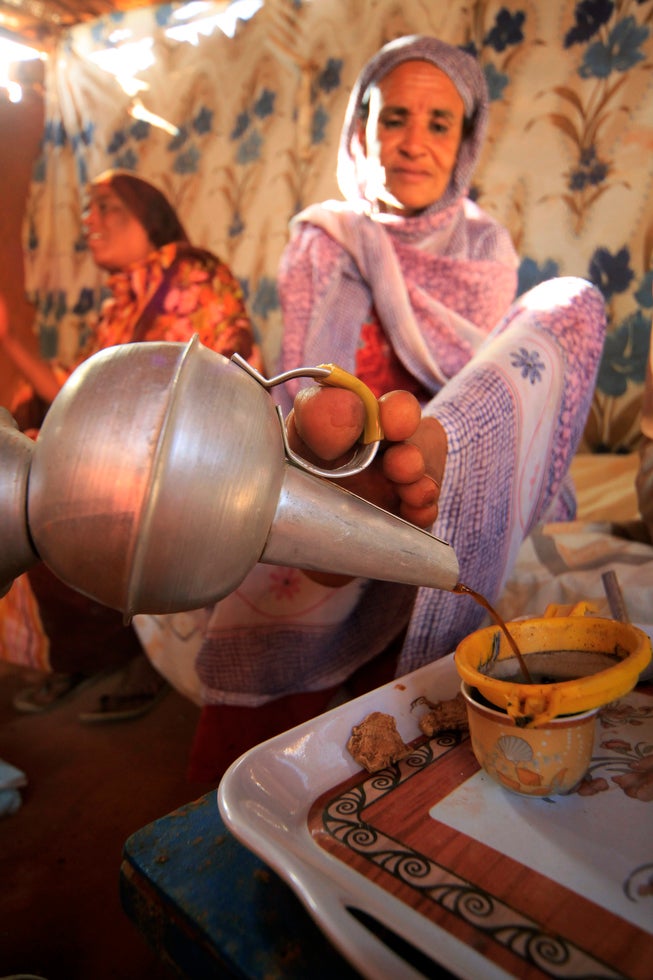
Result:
[320, 735, 624, 980]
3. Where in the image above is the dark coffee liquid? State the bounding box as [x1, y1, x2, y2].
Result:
[454, 582, 533, 684]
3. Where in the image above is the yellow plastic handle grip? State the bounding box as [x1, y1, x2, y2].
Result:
[316, 363, 383, 444]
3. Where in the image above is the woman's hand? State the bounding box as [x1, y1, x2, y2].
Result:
[0, 294, 61, 406]
[287, 386, 447, 530]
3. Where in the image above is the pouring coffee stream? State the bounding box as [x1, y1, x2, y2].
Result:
[0, 335, 528, 681]
[454, 583, 533, 684]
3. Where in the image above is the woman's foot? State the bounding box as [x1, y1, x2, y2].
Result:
[78, 655, 168, 723]
[12, 670, 117, 715]
[13, 672, 95, 713]
[13, 674, 95, 714]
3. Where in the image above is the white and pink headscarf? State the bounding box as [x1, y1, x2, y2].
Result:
[337, 33, 489, 215]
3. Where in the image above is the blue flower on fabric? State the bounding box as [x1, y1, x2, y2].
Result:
[597, 310, 650, 396]
[588, 246, 634, 299]
[484, 8, 525, 51]
[91, 22, 108, 45]
[229, 213, 244, 238]
[130, 119, 150, 141]
[568, 145, 608, 190]
[76, 157, 89, 188]
[252, 277, 279, 319]
[155, 3, 175, 27]
[564, 0, 613, 46]
[40, 323, 59, 360]
[461, 41, 479, 58]
[27, 220, 39, 250]
[107, 130, 127, 153]
[32, 157, 46, 183]
[237, 129, 262, 164]
[73, 230, 88, 253]
[55, 290, 67, 320]
[114, 148, 138, 170]
[510, 347, 546, 384]
[45, 120, 67, 148]
[579, 16, 648, 78]
[72, 122, 95, 150]
[484, 63, 509, 102]
[54, 121, 67, 147]
[168, 126, 189, 150]
[517, 257, 560, 296]
[231, 111, 251, 140]
[317, 58, 342, 94]
[72, 287, 95, 315]
[193, 106, 213, 134]
[174, 145, 200, 174]
[41, 291, 54, 317]
[311, 105, 329, 145]
[634, 271, 653, 308]
[238, 277, 250, 303]
[253, 89, 275, 119]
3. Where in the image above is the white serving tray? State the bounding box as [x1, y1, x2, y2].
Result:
[218, 655, 499, 978]
[218, 652, 653, 980]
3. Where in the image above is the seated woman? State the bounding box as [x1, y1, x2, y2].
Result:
[182, 34, 606, 781]
[0, 170, 258, 721]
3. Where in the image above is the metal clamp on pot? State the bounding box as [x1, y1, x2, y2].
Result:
[230, 353, 383, 479]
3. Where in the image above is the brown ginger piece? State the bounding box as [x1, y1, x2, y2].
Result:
[347, 711, 410, 773]
[418, 691, 469, 736]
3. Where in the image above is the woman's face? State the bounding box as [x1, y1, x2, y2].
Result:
[83, 185, 153, 270]
[359, 60, 465, 215]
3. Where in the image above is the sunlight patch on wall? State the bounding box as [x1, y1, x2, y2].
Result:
[78, 0, 264, 134]
[166, 0, 264, 43]
[0, 36, 44, 103]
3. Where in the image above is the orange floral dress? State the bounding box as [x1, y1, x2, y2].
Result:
[80, 241, 257, 364]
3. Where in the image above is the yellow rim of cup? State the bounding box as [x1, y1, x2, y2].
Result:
[454, 616, 652, 726]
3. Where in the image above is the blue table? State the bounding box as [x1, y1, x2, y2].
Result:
[120, 792, 361, 979]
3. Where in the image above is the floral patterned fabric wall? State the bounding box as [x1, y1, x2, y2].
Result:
[23, 0, 653, 450]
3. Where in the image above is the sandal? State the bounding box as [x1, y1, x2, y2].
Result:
[78, 682, 169, 723]
[12, 672, 95, 714]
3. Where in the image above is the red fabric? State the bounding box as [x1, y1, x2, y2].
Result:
[355, 312, 430, 401]
[187, 689, 339, 783]
[187, 634, 401, 784]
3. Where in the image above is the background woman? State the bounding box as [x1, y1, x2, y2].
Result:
[0, 170, 258, 721]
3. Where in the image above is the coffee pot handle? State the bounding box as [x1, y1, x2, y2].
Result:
[230, 354, 383, 478]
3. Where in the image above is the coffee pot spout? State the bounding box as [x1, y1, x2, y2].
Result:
[263, 463, 459, 591]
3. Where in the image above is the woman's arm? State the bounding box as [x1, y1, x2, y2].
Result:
[0, 294, 61, 405]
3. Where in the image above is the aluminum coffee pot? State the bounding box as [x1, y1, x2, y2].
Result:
[1, 337, 459, 617]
